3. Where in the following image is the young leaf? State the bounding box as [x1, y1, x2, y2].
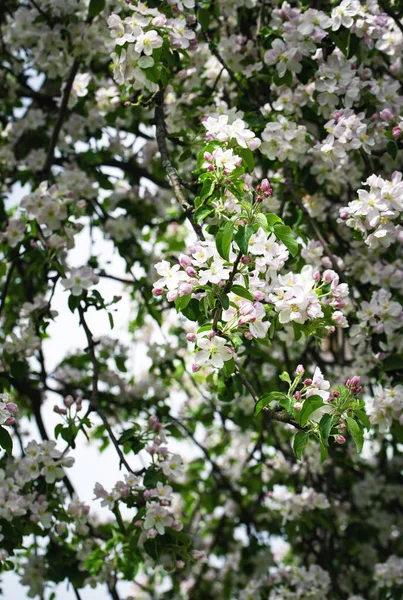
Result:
[319, 413, 337, 446]
[254, 391, 289, 416]
[273, 223, 299, 257]
[174, 294, 192, 312]
[299, 395, 324, 427]
[234, 225, 254, 255]
[238, 148, 254, 172]
[293, 431, 309, 460]
[230, 284, 254, 301]
[194, 205, 214, 223]
[216, 221, 234, 261]
[200, 178, 215, 200]
[355, 409, 371, 431]
[265, 213, 282, 227]
[346, 417, 364, 453]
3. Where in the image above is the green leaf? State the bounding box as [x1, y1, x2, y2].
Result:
[230, 284, 253, 301]
[194, 205, 214, 223]
[319, 413, 337, 446]
[200, 178, 216, 200]
[174, 294, 192, 312]
[197, 7, 210, 31]
[216, 221, 234, 261]
[108, 312, 114, 330]
[299, 395, 324, 427]
[355, 409, 370, 431]
[88, 0, 105, 17]
[234, 225, 254, 255]
[386, 141, 398, 160]
[254, 391, 289, 416]
[265, 213, 282, 227]
[0, 426, 13, 456]
[219, 293, 230, 310]
[238, 148, 255, 172]
[346, 417, 364, 453]
[320, 440, 329, 462]
[222, 358, 235, 377]
[273, 223, 299, 257]
[182, 299, 201, 321]
[293, 431, 309, 460]
[118, 429, 137, 445]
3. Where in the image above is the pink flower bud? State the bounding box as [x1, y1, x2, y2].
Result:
[63, 395, 74, 408]
[152, 287, 164, 296]
[207, 164, 214, 172]
[244, 331, 253, 340]
[392, 126, 402, 138]
[186, 333, 196, 342]
[143, 489, 153, 499]
[253, 291, 265, 301]
[178, 282, 192, 296]
[339, 210, 349, 221]
[304, 378, 313, 386]
[313, 271, 321, 281]
[192, 363, 200, 373]
[235, 158, 243, 166]
[167, 290, 179, 302]
[294, 391, 301, 400]
[335, 435, 346, 445]
[207, 330, 216, 339]
[350, 375, 361, 386]
[134, 520, 142, 528]
[179, 254, 191, 268]
[76, 397, 83, 411]
[256, 195, 263, 203]
[203, 152, 213, 162]
[296, 364, 305, 375]
[323, 269, 337, 283]
[171, 519, 183, 531]
[248, 138, 261, 151]
[241, 256, 251, 264]
[185, 266, 197, 277]
[4, 417, 15, 426]
[293, 402, 303, 411]
[5, 402, 18, 415]
[380, 108, 393, 120]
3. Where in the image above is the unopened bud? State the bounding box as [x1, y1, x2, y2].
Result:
[296, 364, 305, 375]
[186, 333, 196, 342]
[192, 363, 200, 373]
[293, 402, 303, 411]
[303, 378, 312, 386]
[335, 435, 346, 445]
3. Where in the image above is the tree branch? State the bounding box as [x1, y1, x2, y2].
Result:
[154, 88, 205, 241]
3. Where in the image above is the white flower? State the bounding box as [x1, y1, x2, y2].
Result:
[61, 266, 99, 296]
[134, 30, 163, 56]
[144, 502, 173, 535]
[194, 336, 233, 369]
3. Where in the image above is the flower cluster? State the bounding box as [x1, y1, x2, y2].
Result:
[340, 172, 403, 248]
[0, 394, 18, 426]
[366, 384, 403, 430]
[265, 484, 330, 522]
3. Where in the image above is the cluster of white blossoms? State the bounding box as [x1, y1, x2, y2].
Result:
[268, 564, 331, 600]
[349, 289, 403, 351]
[366, 384, 403, 430]
[321, 109, 375, 159]
[0, 441, 73, 525]
[374, 555, 403, 588]
[268, 266, 349, 326]
[261, 116, 309, 162]
[94, 426, 184, 542]
[265, 485, 330, 523]
[108, 4, 196, 92]
[202, 114, 261, 150]
[340, 172, 403, 248]
[61, 266, 99, 296]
